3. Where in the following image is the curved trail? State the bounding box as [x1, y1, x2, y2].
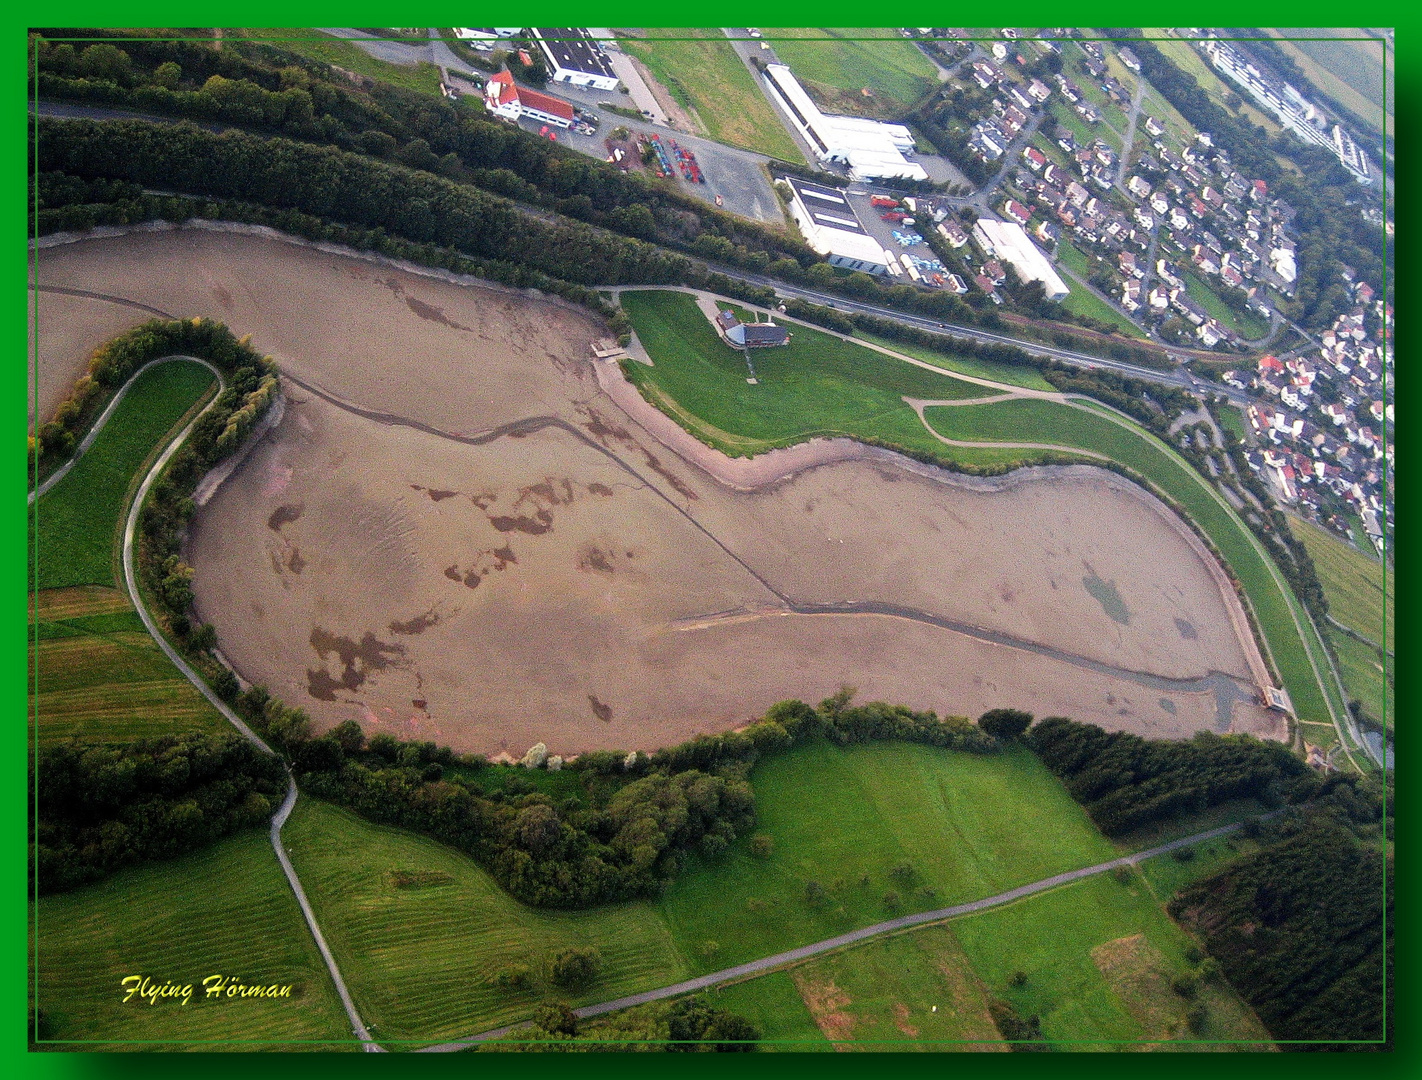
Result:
[419, 814, 1271, 1052]
[62, 354, 384, 1051]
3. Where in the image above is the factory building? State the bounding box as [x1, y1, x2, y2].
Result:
[971, 218, 1070, 301]
[783, 177, 897, 275]
[531, 28, 620, 91]
[484, 69, 576, 128]
[762, 64, 929, 182]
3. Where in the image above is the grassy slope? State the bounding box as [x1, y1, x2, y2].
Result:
[619, 30, 801, 160]
[33, 361, 216, 591]
[656, 742, 1116, 976]
[1263, 31, 1390, 140]
[763, 29, 938, 114]
[233, 28, 444, 96]
[951, 871, 1272, 1048]
[1180, 268, 1270, 340]
[281, 799, 687, 1046]
[856, 331, 1056, 391]
[1327, 628, 1391, 731]
[34, 829, 352, 1051]
[1295, 519, 1392, 645]
[1053, 239, 1139, 336]
[922, 397, 1335, 726]
[702, 971, 829, 1050]
[621, 290, 1009, 465]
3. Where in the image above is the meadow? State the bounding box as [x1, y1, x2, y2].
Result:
[232, 28, 444, 97]
[1264, 30, 1391, 141]
[762, 29, 939, 116]
[1295, 519, 1392, 647]
[855, 331, 1056, 391]
[33, 829, 352, 1051]
[32, 360, 216, 591]
[618, 30, 802, 160]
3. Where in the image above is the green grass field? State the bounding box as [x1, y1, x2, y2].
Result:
[1053, 240, 1140, 336]
[856, 332, 1056, 391]
[763, 29, 939, 116]
[619, 30, 802, 160]
[34, 829, 352, 1051]
[1181, 270, 1270, 341]
[1264, 30, 1391, 140]
[31, 587, 227, 744]
[656, 741, 1117, 976]
[1295, 519, 1392, 646]
[32, 361, 216, 591]
[951, 871, 1272, 1048]
[922, 397, 1336, 728]
[702, 971, 829, 1050]
[282, 799, 688, 1047]
[621, 290, 1002, 462]
[1327, 628, 1391, 731]
[234, 28, 444, 96]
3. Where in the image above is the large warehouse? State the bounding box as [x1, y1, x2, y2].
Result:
[783, 177, 896, 275]
[532, 28, 620, 91]
[971, 218, 1071, 301]
[763, 64, 929, 182]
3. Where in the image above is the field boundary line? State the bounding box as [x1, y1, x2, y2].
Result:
[108, 354, 382, 1052]
[420, 815, 1266, 1052]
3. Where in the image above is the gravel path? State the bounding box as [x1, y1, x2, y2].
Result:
[419, 816, 1263, 1052]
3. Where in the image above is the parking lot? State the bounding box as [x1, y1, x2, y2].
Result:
[842, 189, 951, 285]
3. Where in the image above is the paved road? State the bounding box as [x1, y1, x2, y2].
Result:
[419, 816, 1263, 1051]
[78, 354, 385, 1052]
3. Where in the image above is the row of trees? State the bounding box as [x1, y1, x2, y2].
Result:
[1026, 716, 1315, 837]
[33, 733, 288, 893]
[484, 995, 759, 1052]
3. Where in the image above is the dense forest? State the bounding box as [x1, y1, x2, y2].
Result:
[1026, 716, 1315, 837]
[1171, 807, 1391, 1048]
[33, 734, 288, 892]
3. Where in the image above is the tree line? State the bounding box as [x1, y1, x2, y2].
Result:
[482, 995, 759, 1052]
[1026, 716, 1315, 837]
[33, 733, 288, 893]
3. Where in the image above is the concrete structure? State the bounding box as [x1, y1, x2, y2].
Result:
[782, 177, 896, 275]
[971, 218, 1070, 301]
[531, 28, 620, 91]
[762, 64, 928, 182]
[484, 69, 575, 128]
[455, 28, 522, 41]
[713, 308, 789, 348]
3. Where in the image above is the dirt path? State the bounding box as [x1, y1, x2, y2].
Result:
[419, 814, 1275, 1051]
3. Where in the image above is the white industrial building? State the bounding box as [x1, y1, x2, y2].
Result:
[783, 177, 897, 275]
[971, 218, 1070, 301]
[763, 64, 929, 182]
[531, 28, 620, 91]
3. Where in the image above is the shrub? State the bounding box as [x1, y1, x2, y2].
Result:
[803, 880, 827, 909]
[1172, 846, 1196, 863]
[748, 834, 774, 859]
[1171, 971, 1200, 999]
[883, 890, 901, 912]
[548, 946, 601, 991]
[1009, 970, 1028, 988]
[977, 708, 1033, 741]
[494, 964, 532, 992]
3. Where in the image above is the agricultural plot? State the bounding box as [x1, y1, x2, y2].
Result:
[951, 872, 1272, 1048]
[31, 587, 226, 744]
[618, 30, 801, 161]
[1295, 519, 1392, 647]
[33, 829, 352, 1050]
[32, 360, 217, 591]
[1264, 30, 1391, 141]
[1327, 628, 1391, 732]
[763, 28, 938, 116]
[282, 799, 686, 1046]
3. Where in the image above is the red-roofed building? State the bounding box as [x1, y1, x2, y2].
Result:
[1259, 354, 1285, 376]
[1002, 200, 1033, 225]
[484, 69, 575, 128]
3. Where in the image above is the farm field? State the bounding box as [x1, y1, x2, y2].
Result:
[33, 828, 352, 1050]
[1295, 518, 1392, 647]
[1327, 628, 1391, 732]
[702, 971, 829, 1050]
[925, 397, 1335, 730]
[618, 30, 801, 160]
[951, 871, 1273, 1048]
[282, 798, 687, 1046]
[656, 742, 1118, 976]
[30, 586, 226, 744]
[763, 28, 939, 116]
[32, 359, 217, 591]
[1263, 30, 1391, 141]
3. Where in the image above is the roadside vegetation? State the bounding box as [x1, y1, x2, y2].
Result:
[230, 28, 444, 97]
[618, 29, 801, 160]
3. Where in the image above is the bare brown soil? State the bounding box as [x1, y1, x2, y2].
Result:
[36, 228, 1284, 756]
[29, 290, 148, 429]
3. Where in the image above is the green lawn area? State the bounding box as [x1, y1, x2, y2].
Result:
[763, 29, 939, 115]
[923, 397, 1336, 728]
[1136, 831, 1259, 902]
[282, 799, 688, 1047]
[951, 872, 1272, 1048]
[32, 360, 216, 591]
[1181, 270, 1269, 340]
[621, 290, 997, 462]
[702, 971, 829, 1050]
[234, 28, 444, 96]
[656, 741, 1117, 977]
[1050, 99, 1122, 155]
[856, 331, 1056, 391]
[34, 828, 352, 1051]
[619, 30, 802, 160]
[31, 587, 227, 744]
[1327, 628, 1392, 731]
[1215, 403, 1248, 441]
[1052, 240, 1142, 336]
[1295, 518, 1392, 646]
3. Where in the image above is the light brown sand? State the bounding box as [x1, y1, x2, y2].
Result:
[38, 228, 1284, 755]
[28, 291, 149, 428]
